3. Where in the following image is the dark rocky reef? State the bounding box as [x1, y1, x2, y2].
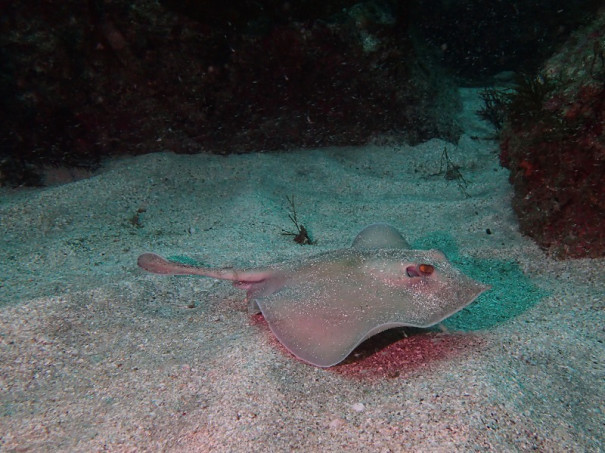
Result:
[0, 0, 461, 186]
[500, 9, 605, 258]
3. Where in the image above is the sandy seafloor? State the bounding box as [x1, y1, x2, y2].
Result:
[0, 88, 603, 452]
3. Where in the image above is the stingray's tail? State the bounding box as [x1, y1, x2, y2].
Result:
[137, 253, 269, 284]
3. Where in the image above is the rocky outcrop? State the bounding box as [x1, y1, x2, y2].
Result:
[500, 9, 605, 258]
[0, 1, 460, 186]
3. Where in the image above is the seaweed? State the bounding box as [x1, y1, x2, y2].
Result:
[506, 74, 556, 127]
[477, 74, 562, 133]
[477, 87, 510, 130]
[282, 195, 313, 245]
[430, 147, 470, 198]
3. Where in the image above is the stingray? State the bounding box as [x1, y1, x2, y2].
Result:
[138, 223, 490, 367]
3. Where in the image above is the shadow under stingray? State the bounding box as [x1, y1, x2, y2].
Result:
[332, 327, 484, 379]
[251, 314, 484, 379]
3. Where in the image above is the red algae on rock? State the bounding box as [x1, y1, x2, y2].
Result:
[500, 9, 605, 259]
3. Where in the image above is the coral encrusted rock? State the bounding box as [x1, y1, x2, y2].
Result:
[500, 9, 605, 258]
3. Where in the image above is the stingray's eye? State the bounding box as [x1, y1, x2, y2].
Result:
[418, 264, 434, 275]
[406, 263, 435, 278]
[405, 265, 420, 277]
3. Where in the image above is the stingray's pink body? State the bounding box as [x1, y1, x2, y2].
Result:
[137, 224, 489, 367]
